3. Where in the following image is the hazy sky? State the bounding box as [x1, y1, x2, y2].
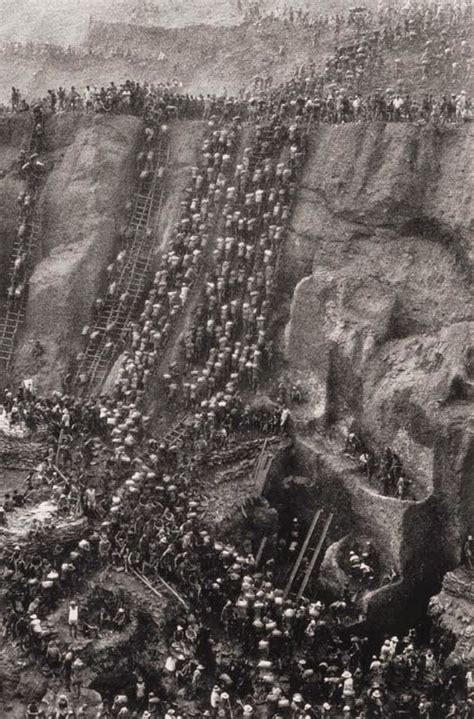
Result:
[0, 0, 358, 45]
[0, 0, 132, 44]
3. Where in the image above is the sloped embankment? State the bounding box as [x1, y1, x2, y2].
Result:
[281, 122, 473, 629]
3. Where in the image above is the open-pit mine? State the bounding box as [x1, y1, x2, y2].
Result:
[0, 1, 472, 718]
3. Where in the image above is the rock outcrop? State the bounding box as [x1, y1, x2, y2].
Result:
[282, 122, 473, 628]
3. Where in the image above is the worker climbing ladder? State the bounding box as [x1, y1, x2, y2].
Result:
[284, 510, 334, 600]
[75, 128, 170, 393]
[0, 133, 44, 368]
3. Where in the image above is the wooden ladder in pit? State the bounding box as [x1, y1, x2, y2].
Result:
[73, 132, 170, 393]
[0, 199, 42, 368]
[283, 510, 334, 600]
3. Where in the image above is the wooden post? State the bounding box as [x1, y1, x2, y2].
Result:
[55, 428, 64, 467]
[226, 695, 234, 719]
[255, 536, 267, 567]
[53, 465, 69, 483]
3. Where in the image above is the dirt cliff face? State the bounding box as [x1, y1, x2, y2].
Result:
[11, 114, 141, 391]
[282, 122, 473, 625]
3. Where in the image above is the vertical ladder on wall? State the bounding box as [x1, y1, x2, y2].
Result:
[0, 191, 43, 368]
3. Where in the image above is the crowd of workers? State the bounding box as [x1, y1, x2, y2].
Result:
[7, 81, 471, 126]
[0, 41, 97, 62]
[242, 0, 472, 38]
[344, 434, 413, 500]
[1, 0, 472, 116]
[0, 379, 472, 718]
[104, 109, 304, 431]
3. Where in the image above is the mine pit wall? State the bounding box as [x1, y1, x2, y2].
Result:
[290, 438, 448, 632]
[11, 114, 142, 392]
[278, 120, 473, 624]
[293, 438, 406, 569]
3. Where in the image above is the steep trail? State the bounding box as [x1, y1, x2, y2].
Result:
[73, 124, 170, 393]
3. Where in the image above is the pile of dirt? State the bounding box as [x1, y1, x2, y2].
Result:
[0, 0, 367, 45]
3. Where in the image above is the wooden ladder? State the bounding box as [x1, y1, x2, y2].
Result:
[296, 512, 334, 600]
[162, 415, 191, 447]
[283, 511, 334, 600]
[284, 509, 322, 599]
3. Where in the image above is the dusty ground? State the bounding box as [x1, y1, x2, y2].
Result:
[0, 0, 134, 45]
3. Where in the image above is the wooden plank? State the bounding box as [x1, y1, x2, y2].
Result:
[255, 536, 267, 567]
[253, 438, 268, 481]
[55, 429, 64, 466]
